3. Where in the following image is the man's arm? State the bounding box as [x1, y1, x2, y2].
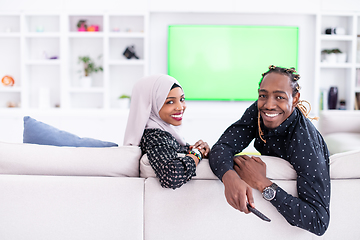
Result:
[209, 102, 258, 180]
[209, 102, 258, 212]
[234, 149, 330, 236]
[222, 169, 254, 213]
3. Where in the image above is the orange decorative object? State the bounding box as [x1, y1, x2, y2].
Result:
[87, 26, 96, 32]
[2, 75, 15, 86]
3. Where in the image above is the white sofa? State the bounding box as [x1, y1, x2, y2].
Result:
[1, 141, 360, 240]
[319, 110, 360, 154]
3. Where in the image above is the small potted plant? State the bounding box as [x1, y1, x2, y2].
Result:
[78, 55, 103, 87]
[118, 94, 131, 109]
[332, 48, 347, 63]
[77, 20, 87, 31]
[321, 49, 336, 63]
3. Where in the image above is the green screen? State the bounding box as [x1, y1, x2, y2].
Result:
[168, 25, 299, 101]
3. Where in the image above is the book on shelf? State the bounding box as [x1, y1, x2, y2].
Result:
[320, 88, 328, 110]
[355, 93, 360, 110]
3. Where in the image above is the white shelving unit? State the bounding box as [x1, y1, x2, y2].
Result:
[0, 11, 147, 110]
[315, 12, 360, 112]
[0, 13, 21, 108]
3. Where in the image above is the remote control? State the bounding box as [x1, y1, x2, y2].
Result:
[247, 203, 271, 222]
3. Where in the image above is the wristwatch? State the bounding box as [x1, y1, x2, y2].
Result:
[262, 183, 278, 201]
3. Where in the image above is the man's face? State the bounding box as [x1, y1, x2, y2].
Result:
[257, 72, 299, 129]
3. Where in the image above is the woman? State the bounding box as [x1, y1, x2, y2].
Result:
[124, 74, 210, 189]
[209, 65, 330, 236]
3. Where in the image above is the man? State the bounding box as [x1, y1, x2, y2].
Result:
[209, 66, 330, 236]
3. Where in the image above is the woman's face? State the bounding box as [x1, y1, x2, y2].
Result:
[258, 72, 299, 129]
[159, 87, 186, 126]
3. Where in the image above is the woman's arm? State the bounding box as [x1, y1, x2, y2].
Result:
[142, 129, 197, 189]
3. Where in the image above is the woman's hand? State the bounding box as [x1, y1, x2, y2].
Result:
[190, 140, 210, 158]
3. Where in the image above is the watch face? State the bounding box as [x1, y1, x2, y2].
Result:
[263, 188, 276, 201]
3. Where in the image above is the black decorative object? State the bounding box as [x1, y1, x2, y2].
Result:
[328, 86, 338, 110]
[123, 46, 139, 59]
[324, 27, 345, 35]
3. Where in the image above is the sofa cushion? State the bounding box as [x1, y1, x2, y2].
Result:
[329, 149, 360, 179]
[324, 132, 360, 155]
[0, 141, 141, 177]
[0, 175, 144, 240]
[140, 154, 297, 180]
[23, 116, 118, 147]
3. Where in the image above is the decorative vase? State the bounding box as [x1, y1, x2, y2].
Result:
[78, 23, 87, 32]
[81, 76, 92, 88]
[118, 98, 130, 109]
[328, 86, 338, 110]
[324, 53, 337, 63]
[337, 53, 347, 63]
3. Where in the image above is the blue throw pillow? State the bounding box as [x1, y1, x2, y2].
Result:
[23, 116, 118, 147]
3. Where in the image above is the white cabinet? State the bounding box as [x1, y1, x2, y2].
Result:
[0, 11, 147, 110]
[315, 12, 359, 112]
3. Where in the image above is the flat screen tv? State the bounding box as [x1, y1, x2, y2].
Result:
[168, 25, 299, 101]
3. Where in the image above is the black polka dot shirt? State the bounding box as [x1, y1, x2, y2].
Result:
[140, 128, 196, 189]
[209, 101, 330, 236]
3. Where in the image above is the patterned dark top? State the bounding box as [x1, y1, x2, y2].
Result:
[140, 128, 196, 189]
[209, 101, 330, 236]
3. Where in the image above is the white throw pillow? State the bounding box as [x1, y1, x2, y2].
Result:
[330, 150, 360, 179]
[140, 153, 297, 180]
[0, 142, 141, 177]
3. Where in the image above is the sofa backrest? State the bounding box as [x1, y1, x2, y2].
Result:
[319, 110, 360, 136]
[0, 141, 141, 177]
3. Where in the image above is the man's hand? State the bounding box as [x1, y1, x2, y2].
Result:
[233, 155, 272, 192]
[222, 170, 254, 213]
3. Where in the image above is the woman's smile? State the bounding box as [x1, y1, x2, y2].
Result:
[171, 112, 183, 121]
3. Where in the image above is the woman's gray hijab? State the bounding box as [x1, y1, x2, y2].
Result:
[123, 74, 186, 146]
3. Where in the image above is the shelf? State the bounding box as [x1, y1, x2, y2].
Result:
[25, 59, 61, 65]
[69, 87, 105, 93]
[320, 34, 353, 41]
[24, 32, 61, 38]
[108, 59, 145, 65]
[320, 62, 352, 68]
[0, 33, 20, 37]
[0, 107, 129, 117]
[0, 87, 21, 92]
[108, 32, 145, 38]
[68, 32, 104, 38]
